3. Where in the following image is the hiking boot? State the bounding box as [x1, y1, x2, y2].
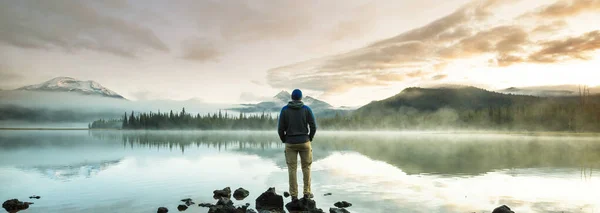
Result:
[303, 193, 314, 199]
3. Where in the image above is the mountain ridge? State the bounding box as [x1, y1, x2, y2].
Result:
[17, 77, 125, 99]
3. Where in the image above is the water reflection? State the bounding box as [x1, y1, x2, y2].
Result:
[0, 130, 599, 213]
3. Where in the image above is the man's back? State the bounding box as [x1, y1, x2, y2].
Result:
[278, 89, 316, 201]
[278, 100, 316, 144]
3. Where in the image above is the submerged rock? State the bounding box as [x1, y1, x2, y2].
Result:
[217, 197, 234, 206]
[333, 201, 352, 208]
[157, 207, 169, 213]
[492, 205, 515, 213]
[199, 203, 214, 208]
[28, 196, 41, 199]
[177, 204, 188, 211]
[214, 187, 232, 199]
[329, 208, 350, 213]
[323, 193, 332, 196]
[233, 188, 250, 200]
[255, 187, 284, 212]
[181, 198, 195, 206]
[2, 199, 33, 213]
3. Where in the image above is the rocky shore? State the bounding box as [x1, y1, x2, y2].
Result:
[2, 189, 516, 213]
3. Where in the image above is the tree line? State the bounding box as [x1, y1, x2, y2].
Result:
[90, 108, 277, 130]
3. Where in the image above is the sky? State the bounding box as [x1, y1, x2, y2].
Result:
[0, 0, 599, 107]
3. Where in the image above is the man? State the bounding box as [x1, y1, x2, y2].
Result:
[278, 89, 317, 201]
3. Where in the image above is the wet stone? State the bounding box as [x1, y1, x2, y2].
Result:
[2, 199, 33, 213]
[157, 207, 169, 213]
[214, 187, 232, 199]
[333, 201, 352, 208]
[233, 188, 250, 200]
[255, 187, 284, 212]
[177, 204, 188, 211]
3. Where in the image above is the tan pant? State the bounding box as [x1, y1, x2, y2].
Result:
[285, 141, 312, 197]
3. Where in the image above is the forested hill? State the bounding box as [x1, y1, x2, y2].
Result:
[357, 86, 542, 113]
[318, 86, 600, 132]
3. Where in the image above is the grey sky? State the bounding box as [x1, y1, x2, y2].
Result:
[1, 0, 599, 106]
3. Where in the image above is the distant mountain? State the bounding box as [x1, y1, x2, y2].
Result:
[17, 77, 125, 99]
[357, 86, 543, 114]
[498, 85, 600, 97]
[235, 91, 333, 113]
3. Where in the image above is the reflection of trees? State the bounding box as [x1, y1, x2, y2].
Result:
[91, 131, 600, 176]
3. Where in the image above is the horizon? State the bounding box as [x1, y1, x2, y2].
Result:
[1, 0, 600, 107]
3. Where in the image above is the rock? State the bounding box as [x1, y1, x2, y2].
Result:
[233, 188, 250, 200]
[217, 197, 234, 206]
[214, 187, 232, 199]
[323, 193, 332, 196]
[255, 187, 284, 212]
[285, 198, 316, 212]
[181, 198, 195, 206]
[177, 204, 188, 211]
[157, 207, 169, 213]
[28, 196, 41, 199]
[333, 201, 352, 208]
[329, 208, 350, 213]
[246, 209, 258, 213]
[283, 192, 290, 198]
[2, 199, 33, 213]
[492, 205, 515, 213]
[199, 203, 214, 208]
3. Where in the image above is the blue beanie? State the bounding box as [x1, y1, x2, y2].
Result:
[291, 89, 302, 100]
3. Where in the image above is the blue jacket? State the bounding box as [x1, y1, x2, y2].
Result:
[278, 100, 317, 144]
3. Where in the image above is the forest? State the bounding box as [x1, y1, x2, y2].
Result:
[90, 87, 600, 132]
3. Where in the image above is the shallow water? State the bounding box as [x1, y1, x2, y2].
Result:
[1, 130, 599, 213]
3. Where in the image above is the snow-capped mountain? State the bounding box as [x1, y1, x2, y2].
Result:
[235, 91, 333, 113]
[17, 77, 125, 99]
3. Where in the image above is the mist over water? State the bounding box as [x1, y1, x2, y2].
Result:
[1, 130, 599, 213]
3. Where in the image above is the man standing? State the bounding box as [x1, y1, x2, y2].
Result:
[278, 89, 317, 201]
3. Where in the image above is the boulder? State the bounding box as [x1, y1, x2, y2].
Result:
[283, 192, 290, 198]
[214, 187, 232, 199]
[233, 188, 250, 200]
[492, 205, 515, 213]
[285, 198, 316, 212]
[177, 204, 188, 211]
[2, 199, 33, 213]
[217, 198, 234, 206]
[329, 208, 350, 213]
[255, 187, 284, 212]
[157, 207, 169, 213]
[333, 201, 352, 208]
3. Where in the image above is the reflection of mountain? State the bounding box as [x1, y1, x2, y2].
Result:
[25, 160, 121, 181]
[89, 131, 600, 176]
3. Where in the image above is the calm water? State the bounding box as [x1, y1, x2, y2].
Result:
[1, 130, 600, 213]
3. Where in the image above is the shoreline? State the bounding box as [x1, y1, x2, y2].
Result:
[2, 128, 600, 137]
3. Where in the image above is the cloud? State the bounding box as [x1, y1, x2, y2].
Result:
[0, 1, 168, 58]
[532, 0, 600, 18]
[267, 0, 516, 93]
[529, 30, 600, 63]
[268, 0, 600, 94]
[431, 74, 448, 81]
[181, 38, 221, 62]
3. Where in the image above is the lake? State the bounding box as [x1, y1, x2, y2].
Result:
[1, 130, 599, 213]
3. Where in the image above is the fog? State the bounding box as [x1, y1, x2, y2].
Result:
[0, 90, 236, 126]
